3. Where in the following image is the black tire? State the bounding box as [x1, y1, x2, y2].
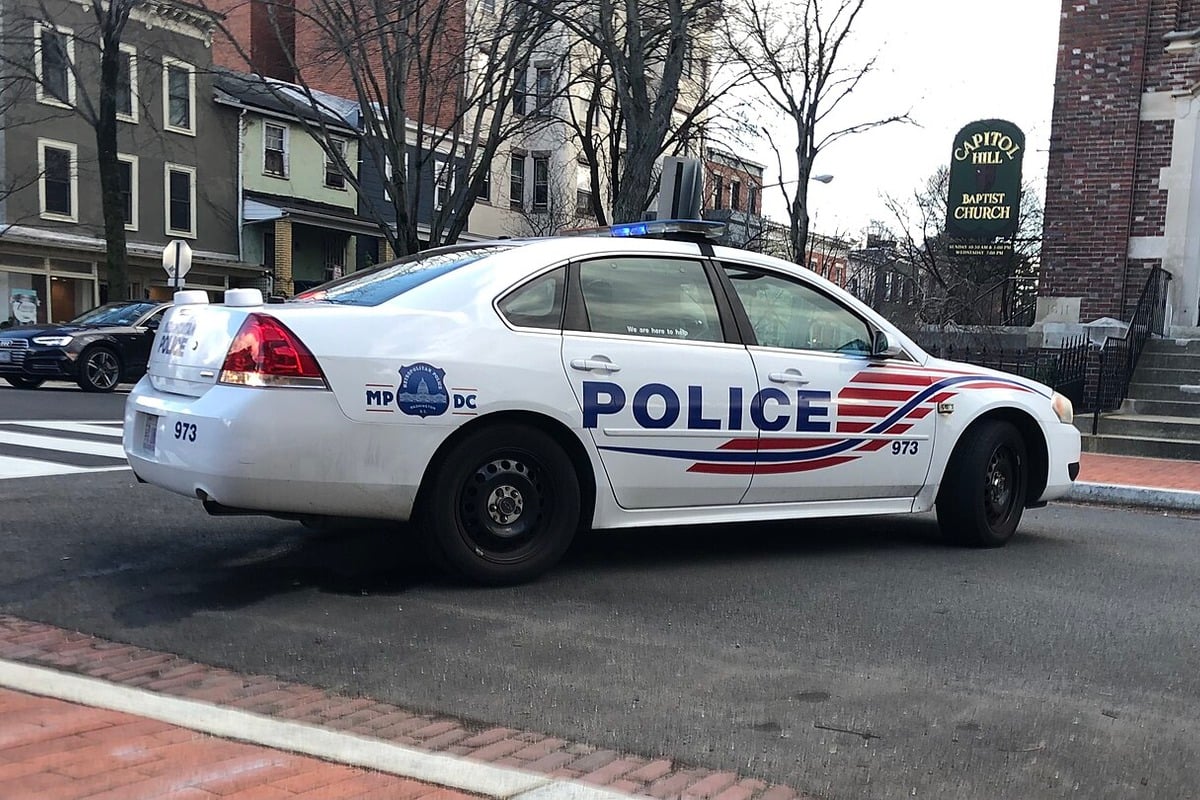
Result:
[76, 347, 121, 393]
[936, 420, 1028, 547]
[419, 424, 580, 585]
[4, 376, 45, 389]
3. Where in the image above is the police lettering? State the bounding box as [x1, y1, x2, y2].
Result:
[583, 381, 832, 433]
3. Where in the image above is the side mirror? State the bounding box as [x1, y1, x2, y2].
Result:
[870, 330, 902, 359]
[142, 317, 160, 331]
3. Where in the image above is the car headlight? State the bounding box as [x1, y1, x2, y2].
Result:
[31, 336, 73, 346]
[1051, 392, 1074, 425]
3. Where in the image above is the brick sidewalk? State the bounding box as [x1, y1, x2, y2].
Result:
[0, 616, 808, 800]
[1078, 453, 1200, 492]
[0, 688, 478, 800]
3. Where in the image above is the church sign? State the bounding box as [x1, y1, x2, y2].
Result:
[946, 119, 1024, 256]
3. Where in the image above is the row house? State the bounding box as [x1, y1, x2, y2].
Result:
[0, 0, 259, 323]
[213, 69, 380, 296]
[702, 147, 764, 248]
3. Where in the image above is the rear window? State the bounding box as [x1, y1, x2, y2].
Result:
[292, 245, 510, 307]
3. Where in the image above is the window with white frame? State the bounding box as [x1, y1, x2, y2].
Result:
[509, 154, 525, 209]
[118, 154, 138, 231]
[476, 157, 491, 201]
[325, 138, 347, 189]
[164, 164, 196, 237]
[116, 44, 137, 122]
[730, 180, 741, 211]
[747, 185, 758, 215]
[163, 58, 195, 134]
[534, 66, 553, 114]
[576, 159, 593, 217]
[532, 155, 549, 211]
[35, 23, 74, 107]
[712, 174, 723, 210]
[263, 122, 288, 177]
[38, 139, 77, 222]
[513, 68, 527, 115]
[434, 158, 454, 210]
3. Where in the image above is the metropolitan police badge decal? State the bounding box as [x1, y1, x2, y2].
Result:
[396, 363, 450, 418]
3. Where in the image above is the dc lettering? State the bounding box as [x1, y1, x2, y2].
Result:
[367, 389, 477, 409]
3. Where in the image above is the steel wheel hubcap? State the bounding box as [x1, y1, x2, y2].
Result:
[985, 447, 1016, 522]
[458, 455, 547, 561]
[87, 352, 118, 388]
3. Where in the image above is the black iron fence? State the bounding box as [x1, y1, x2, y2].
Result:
[919, 266, 1172, 431]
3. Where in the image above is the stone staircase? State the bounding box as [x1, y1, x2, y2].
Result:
[1077, 337, 1200, 460]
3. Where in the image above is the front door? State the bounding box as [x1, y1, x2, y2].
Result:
[719, 262, 937, 504]
[561, 255, 759, 509]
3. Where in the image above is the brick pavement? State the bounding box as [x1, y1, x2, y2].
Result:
[0, 616, 809, 800]
[1078, 452, 1200, 492]
[0, 687, 480, 800]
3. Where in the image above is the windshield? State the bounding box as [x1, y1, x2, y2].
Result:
[69, 302, 158, 326]
[292, 245, 511, 307]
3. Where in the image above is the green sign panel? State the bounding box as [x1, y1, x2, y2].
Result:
[946, 119, 1024, 255]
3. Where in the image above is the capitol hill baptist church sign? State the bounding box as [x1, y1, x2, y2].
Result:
[946, 119, 1025, 257]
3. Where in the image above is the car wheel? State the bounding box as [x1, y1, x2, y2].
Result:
[4, 377, 45, 389]
[77, 347, 122, 393]
[936, 420, 1028, 547]
[421, 424, 580, 585]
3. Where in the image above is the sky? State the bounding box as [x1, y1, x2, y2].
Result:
[754, 0, 1062, 241]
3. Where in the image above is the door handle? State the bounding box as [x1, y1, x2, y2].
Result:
[570, 357, 621, 373]
[768, 369, 809, 385]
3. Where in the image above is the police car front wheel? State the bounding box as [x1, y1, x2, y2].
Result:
[421, 424, 581, 585]
[935, 420, 1028, 547]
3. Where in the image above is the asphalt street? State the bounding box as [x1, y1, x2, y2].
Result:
[1, 384, 1198, 800]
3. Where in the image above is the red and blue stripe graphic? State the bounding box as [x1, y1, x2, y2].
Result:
[597, 368, 1040, 475]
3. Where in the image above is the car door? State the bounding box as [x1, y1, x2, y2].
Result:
[560, 254, 759, 509]
[120, 306, 169, 375]
[719, 262, 936, 504]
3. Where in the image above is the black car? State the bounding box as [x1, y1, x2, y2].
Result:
[0, 301, 170, 392]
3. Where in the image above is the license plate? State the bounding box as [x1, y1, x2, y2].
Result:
[0, 351, 11, 363]
[142, 414, 158, 454]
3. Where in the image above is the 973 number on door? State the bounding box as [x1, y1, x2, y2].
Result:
[892, 440, 919, 455]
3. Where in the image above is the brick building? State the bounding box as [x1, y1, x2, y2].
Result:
[1041, 0, 1200, 330]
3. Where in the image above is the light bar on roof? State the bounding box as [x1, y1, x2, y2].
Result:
[560, 219, 726, 240]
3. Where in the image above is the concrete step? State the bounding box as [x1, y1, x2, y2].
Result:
[1076, 413, 1200, 439]
[1126, 382, 1200, 402]
[1130, 367, 1200, 385]
[1080, 432, 1200, 461]
[1121, 397, 1200, 417]
[1143, 338, 1200, 354]
[1136, 352, 1200, 369]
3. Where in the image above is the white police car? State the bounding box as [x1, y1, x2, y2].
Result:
[124, 220, 1081, 584]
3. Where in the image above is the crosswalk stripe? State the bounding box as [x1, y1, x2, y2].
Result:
[13, 422, 124, 438]
[0, 455, 95, 479]
[0, 430, 127, 460]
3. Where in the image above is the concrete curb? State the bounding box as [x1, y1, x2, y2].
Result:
[1066, 481, 1200, 512]
[0, 658, 634, 800]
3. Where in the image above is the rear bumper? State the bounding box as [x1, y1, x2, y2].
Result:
[123, 379, 435, 520]
[1039, 421, 1082, 503]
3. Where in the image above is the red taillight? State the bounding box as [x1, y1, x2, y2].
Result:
[219, 313, 328, 389]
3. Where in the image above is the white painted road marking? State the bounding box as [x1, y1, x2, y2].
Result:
[0, 659, 640, 800]
[0, 420, 129, 480]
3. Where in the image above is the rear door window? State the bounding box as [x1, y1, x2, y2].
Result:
[574, 257, 722, 343]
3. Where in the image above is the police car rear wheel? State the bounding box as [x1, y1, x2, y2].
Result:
[423, 424, 580, 585]
[935, 420, 1028, 547]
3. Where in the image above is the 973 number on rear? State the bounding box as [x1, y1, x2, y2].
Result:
[174, 421, 197, 442]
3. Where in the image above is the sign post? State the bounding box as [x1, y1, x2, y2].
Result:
[162, 240, 193, 290]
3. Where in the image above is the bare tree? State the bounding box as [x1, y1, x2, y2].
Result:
[215, 0, 560, 256]
[0, 0, 153, 299]
[517, 0, 734, 224]
[723, 0, 909, 267]
[883, 165, 1043, 327]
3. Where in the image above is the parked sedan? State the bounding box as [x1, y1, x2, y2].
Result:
[124, 221, 1081, 584]
[0, 301, 170, 392]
